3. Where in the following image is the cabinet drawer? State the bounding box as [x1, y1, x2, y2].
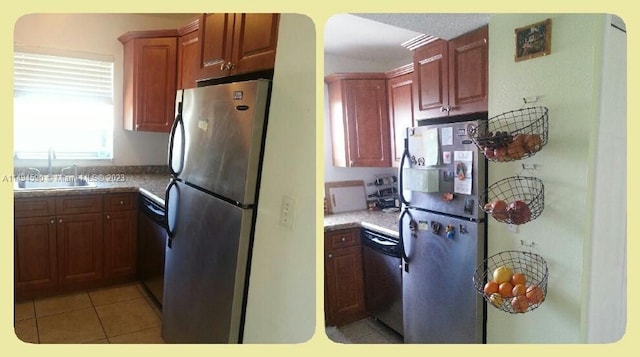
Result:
[325, 229, 359, 250]
[104, 193, 138, 212]
[56, 195, 103, 215]
[14, 197, 56, 218]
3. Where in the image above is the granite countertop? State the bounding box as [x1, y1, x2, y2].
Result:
[13, 173, 171, 207]
[324, 209, 401, 238]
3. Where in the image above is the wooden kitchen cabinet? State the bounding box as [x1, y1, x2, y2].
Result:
[103, 193, 138, 282]
[197, 13, 279, 81]
[326, 73, 391, 167]
[56, 212, 104, 288]
[119, 30, 179, 132]
[14, 193, 139, 300]
[324, 228, 367, 327]
[386, 64, 415, 167]
[412, 26, 488, 120]
[177, 18, 200, 89]
[14, 216, 58, 299]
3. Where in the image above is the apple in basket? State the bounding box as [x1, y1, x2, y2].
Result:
[484, 199, 508, 221]
[507, 200, 532, 224]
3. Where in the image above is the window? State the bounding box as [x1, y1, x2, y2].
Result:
[13, 50, 114, 160]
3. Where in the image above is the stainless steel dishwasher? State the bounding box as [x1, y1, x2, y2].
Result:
[361, 229, 403, 336]
[138, 194, 167, 306]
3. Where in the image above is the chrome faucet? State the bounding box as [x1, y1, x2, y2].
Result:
[61, 164, 78, 178]
[47, 147, 56, 175]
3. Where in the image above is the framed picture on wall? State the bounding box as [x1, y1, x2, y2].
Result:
[515, 19, 551, 62]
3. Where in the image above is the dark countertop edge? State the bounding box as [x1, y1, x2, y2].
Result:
[13, 186, 139, 198]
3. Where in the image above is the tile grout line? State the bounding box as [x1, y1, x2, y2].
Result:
[87, 288, 111, 343]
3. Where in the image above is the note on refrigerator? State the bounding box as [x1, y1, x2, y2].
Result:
[423, 128, 439, 166]
[441, 127, 453, 146]
[453, 150, 473, 194]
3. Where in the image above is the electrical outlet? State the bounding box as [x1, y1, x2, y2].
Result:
[279, 195, 296, 230]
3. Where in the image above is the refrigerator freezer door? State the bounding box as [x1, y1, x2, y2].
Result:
[401, 208, 485, 343]
[175, 79, 270, 205]
[406, 121, 486, 220]
[162, 180, 254, 343]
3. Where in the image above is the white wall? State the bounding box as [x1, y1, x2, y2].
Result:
[242, 14, 316, 343]
[487, 14, 625, 343]
[323, 53, 403, 194]
[13, 13, 197, 168]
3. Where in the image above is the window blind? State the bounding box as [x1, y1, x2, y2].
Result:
[13, 51, 113, 102]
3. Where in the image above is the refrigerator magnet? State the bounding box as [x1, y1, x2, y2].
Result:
[443, 151, 452, 164]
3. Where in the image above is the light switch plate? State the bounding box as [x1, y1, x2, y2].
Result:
[279, 195, 296, 230]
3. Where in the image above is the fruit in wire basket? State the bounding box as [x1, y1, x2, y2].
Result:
[512, 283, 526, 297]
[526, 285, 545, 304]
[484, 281, 499, 295]
[492, 266, 513, 284]
[511, 296, 530, 313]
[489, 293, 504, 308]
[499, 282, 514, 297]
[511, 273, 527, 286]
[485, 199, 508, 221]
[524, 134, 542, 152]
[507, 200, 532, 224]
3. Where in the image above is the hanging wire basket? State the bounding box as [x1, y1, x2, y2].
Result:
[480, 176, 544, 225]
[468, 106, 549, 162]
[473, 250, 548, 314]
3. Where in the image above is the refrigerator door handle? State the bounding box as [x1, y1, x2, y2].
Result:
[168, 100, 186, 178]
[399, 208, 414, 263]
[398, 134, 411, 206]
[165, 178, 179, 245]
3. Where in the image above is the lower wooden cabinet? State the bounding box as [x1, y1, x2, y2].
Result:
[14, 193, 139, 300]
[324, 228, 367, 326]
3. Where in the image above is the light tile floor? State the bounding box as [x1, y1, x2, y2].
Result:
[326, 317, 403, 344]
[14, 282, 164, 344]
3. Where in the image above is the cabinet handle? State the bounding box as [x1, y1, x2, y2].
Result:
[119, 200, 124, 205]
[220, 62, 235, 71]
[106, 214, 111, 220]
[58, 219, 62, 223]
[50, 219, 55, 224]
[341, 237, 346, 242]
[328, 253, 333, 259]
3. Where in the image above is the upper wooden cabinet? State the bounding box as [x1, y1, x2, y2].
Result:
[177, 19, 200, 90]
[326, 73, 391, 167]
[386, 64, 415, 167]
[412, 26, 488, 120]
[119, 30, 179, 132]
[198, 13, 280, 81]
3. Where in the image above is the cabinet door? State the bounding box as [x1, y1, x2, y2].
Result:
[343, 79, 391, 167]
[448, 26, 488, 116]
[178, 29, 200, 89]
[388, 71, 415, 167]
[104, 210, 137, 281]
[57, 213, 104, 288]
[231, 13, 279, 76]
[14, 216, 58, 299]
[325, 245, 366, 326]
[129, 37, 178, 132]
[412, 39, 449, 120]
[198, 13, 235, 80]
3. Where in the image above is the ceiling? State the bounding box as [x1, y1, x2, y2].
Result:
[324, 13, 492, 62]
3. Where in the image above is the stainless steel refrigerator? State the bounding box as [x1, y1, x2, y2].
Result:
[162, 79, 272, 343]
[398, 118, 487, 343]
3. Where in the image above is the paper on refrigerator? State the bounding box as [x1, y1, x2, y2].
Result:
[453, 150, 473, 195]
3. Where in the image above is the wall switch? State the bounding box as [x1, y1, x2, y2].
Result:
[279, 195, 296, 230]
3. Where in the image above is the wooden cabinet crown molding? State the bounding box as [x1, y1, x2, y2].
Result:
[177, 17, 199, 36]
[324, 72, 387, 84]
[385, 63, 414, 79]
[117, 29, 179, 44]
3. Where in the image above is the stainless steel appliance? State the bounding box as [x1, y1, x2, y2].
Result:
[398, 117, 487, 343]
[162, 79, 272, 343]
[137, 194, 167, 306]
[361, 229, 403, 337]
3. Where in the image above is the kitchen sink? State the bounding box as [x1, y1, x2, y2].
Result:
[15, 176, 97, 190]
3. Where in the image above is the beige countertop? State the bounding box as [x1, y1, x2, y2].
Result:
[13, 173, 171, 206]
[324, 209, 401, 238]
